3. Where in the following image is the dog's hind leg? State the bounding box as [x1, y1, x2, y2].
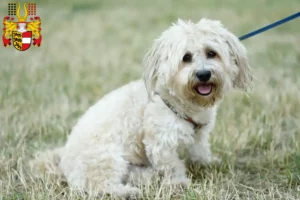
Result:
[29, 147, 66, 183]
[59, 143, 141, 198]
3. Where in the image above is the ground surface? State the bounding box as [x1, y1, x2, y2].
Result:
[0, 0, 300, 199]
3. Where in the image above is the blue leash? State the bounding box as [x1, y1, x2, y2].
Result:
[239, 12, 300, 41]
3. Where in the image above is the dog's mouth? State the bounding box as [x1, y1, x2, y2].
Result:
[195, 83, 213, 96]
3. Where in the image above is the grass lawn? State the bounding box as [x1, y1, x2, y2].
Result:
[0, 0, 300, 199]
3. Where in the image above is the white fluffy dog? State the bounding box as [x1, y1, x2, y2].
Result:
[30, 18, 252, 198]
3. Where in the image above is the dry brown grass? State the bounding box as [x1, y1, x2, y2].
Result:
[0, 0, 300, 199]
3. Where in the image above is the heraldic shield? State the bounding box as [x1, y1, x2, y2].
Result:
[12, 31, 32, 51]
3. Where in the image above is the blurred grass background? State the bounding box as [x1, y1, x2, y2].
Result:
[0, 0, 299, 199]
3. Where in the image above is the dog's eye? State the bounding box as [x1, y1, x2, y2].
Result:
[182, 52, 193, 62]
[206, 50, 217, 59]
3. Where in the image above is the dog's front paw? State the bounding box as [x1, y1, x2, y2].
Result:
[192, 155, 222, 166]
[211, 156, 222, 165]
[171, 177, 191, 188]
[122, 186, 142, 200]
[163, 176, 191, 188]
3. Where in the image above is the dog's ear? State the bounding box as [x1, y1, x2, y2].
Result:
[224, 32, 253, 90]
[143, 21, 188, 99]
[142, 40, 160, 99]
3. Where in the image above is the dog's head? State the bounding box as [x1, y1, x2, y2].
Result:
[143, 19, 252, 107]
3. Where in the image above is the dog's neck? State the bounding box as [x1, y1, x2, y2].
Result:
[155, 92, 206, 129]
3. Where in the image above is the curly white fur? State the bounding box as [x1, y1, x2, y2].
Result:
[30, 18, 252, 198]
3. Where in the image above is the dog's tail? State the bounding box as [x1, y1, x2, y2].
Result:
[29, 147, 66, 183]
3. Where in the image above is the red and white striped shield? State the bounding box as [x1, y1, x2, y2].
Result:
[12, 31, 32, 51]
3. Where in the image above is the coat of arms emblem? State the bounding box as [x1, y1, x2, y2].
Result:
[2, 2, 42, 51]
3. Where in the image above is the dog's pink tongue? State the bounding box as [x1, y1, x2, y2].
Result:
[197, 84, 212, 95]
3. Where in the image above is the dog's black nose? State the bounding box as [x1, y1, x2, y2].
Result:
[196, 70, 211, 82]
